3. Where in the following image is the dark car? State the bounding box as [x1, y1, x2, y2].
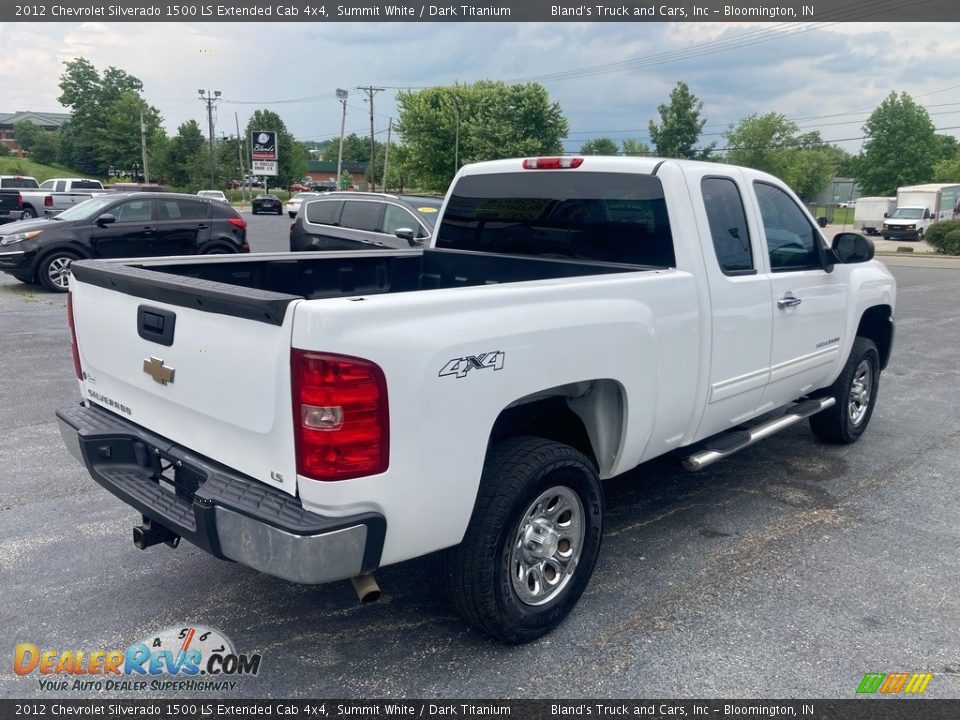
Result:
[0, 192, 248, 292]
[289, 192, 442, 252]
[252, 193, 283, 215]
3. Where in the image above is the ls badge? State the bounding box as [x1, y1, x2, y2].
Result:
[143, 357, 175, 385]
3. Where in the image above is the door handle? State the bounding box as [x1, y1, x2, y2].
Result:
[196, 224, 209, 229]
[777, 293, 802, 309]
[143, 227, 156, 235]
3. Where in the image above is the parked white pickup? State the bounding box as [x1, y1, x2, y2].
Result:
[59, 156, 895, 643]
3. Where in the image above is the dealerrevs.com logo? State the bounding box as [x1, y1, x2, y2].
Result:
[14, 625, 262, 692]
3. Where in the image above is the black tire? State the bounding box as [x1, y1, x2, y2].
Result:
[21, 206, 37, 220]
[810, 337, 880, 444]
[444, 437, 603, 643]
[200, 244, 235, 255]
[37, 250, 79, 293]
[252, 209, 259, 215]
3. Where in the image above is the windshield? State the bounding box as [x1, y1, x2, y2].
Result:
[55, 194, 122, 221]
[403, 197, 443, 227]
[890, 208, 924, 219]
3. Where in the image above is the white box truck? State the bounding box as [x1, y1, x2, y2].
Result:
[854, 197, 896, 235]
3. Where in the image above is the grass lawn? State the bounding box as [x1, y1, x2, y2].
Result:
[0, 156, 94, 182]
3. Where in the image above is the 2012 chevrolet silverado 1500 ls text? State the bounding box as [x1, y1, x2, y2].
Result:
[58, 157, 895, 642]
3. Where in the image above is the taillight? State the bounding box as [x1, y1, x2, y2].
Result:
[67, 292, 83, 380]
[292, 350, 389, 481]
[44, 195, 53, 207]
[522, 157, 584, 170]
[228, 217, 247, 230]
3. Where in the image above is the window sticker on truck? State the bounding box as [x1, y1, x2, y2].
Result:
[439, 351, 506, 379]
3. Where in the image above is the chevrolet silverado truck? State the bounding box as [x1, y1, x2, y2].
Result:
[57, 157, 895, 643]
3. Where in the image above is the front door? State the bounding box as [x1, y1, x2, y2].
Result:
[752, 181, 847, 410]
[88, 198, 156, 259]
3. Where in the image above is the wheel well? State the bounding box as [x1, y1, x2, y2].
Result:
[857, 305, 893, 370]
[488, 380, 626, 476]
[199, 240, 236, 254]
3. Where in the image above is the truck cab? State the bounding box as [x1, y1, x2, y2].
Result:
[882, 205, 932, 240]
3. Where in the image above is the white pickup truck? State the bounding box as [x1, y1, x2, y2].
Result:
[58, 157, 895, 643]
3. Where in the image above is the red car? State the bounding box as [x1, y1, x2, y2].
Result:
[288, 182, 311, 192]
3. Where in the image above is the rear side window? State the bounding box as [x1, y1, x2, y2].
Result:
[754, 181, 821, 271]
[72, 180, 102, 190]
[211, 202, 240, 219]
[341, 201, 383, 232]
[702, 177, 754, 274]
[305, 200, 342, 225]
[158, 199, 207, 220]
[436, 171, 675, 267]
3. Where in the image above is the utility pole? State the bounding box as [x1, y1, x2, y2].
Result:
[383, 118, 392, 193]
[357, 86, 384, 192]
[198, 89, 221, 188]
[336, 88, 348, 190]
[139, 111, 150, 184]
[235, 112, 247, 208]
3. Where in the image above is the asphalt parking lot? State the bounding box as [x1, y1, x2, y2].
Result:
[1, 230, 959, 699]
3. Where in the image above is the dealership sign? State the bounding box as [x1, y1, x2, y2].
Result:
[250, 131, 277, 161]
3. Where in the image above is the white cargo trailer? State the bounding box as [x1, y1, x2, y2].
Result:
[854, 197, 896, 235]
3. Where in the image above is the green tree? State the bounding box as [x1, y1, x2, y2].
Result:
[933, 152, 960, 183]
[13, 121, 41, 154]
[621, 138, 651, 156]
[56, 57, 163, 177]
[244, 110, 308, 189]
[31, 132, 61, 165]
[321, 133, 372, 164]
[156, 120, 207, 190]
[397, 81, 568, 192]
[858, 92, 938, 196]
[580, 137, 619, 155]
[724, 113, 834, 200]
[648, 81, 714, 160]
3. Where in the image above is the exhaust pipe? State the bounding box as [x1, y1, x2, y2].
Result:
[133, 516, 180, 549]
[350, 574, 381, 604]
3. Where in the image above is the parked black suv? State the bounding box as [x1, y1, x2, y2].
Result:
[0, 192, 248, 292]
[289, 192, 442, 252]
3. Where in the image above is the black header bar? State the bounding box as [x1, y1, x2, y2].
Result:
[4, 0, 959, 22]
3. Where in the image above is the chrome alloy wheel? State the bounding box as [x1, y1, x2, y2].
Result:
[46, 256, 73, 290]
[849, 360, 873, 427]
[510, 485, 585, 606]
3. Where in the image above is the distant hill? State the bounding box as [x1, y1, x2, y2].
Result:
[0, 156, 102, 182]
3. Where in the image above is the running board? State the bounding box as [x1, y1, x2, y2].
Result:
[682, 397, 836, 472]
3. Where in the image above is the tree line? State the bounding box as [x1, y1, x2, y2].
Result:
[7, 58, 960, 199]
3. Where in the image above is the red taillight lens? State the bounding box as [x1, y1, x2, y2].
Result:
[522, 157, 584, 170]
[67, 292, 83, 380]
[228, 217, 247, 230]
[44, 195, 53, 207]
[292, 350, 389, 481]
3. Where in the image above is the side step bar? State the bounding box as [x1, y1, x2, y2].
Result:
[683, 397, 836, 472]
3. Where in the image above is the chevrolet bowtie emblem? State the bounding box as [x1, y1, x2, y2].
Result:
[143, 357, 175, 385]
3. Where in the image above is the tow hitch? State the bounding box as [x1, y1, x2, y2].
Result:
[133, 515, 181, 549]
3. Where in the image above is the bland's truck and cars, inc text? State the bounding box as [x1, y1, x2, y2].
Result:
[58, 156, 894, 643]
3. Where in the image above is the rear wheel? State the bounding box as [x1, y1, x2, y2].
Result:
[38, 250, 79, 293]
[810, 337, 880, 444]
[444, 437, 603, 643]
[21, 206, 37, 220]
[200, 244, 234, 255]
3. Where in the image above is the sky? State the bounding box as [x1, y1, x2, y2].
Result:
[1, 20, 960, 157]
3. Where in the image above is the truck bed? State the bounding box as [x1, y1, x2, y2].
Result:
[70, 248, 654, 325]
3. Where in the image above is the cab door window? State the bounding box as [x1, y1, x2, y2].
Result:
[110, 199, 154, 223]
[754, 182, 821, 271]
[382, 204, 425, 238]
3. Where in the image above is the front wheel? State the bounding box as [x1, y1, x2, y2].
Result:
[810, 337, 880, 444]
[38, 250, 79, 293]
[444, 437, 603, 643]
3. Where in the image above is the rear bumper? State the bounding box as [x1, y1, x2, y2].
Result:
[56, 403, 385, 584]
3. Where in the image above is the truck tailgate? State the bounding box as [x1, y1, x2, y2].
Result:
[70, 272, 300, 496]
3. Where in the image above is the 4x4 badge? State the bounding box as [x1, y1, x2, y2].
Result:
[143, 357, 175, 385]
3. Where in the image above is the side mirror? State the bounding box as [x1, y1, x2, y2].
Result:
[96, 213, 117, 227]
[832, 232, 874, 264]
[923, 209, 931, 219]
[394, 227, 419, 246]
[883, 212, 888, 218]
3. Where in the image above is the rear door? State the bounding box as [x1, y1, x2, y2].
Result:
[752, 180, 847, 408]
[685, 168, 774, 439]
[153, 197, 211, 255]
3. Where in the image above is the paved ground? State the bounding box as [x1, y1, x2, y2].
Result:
[1, 232, 958, 700]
